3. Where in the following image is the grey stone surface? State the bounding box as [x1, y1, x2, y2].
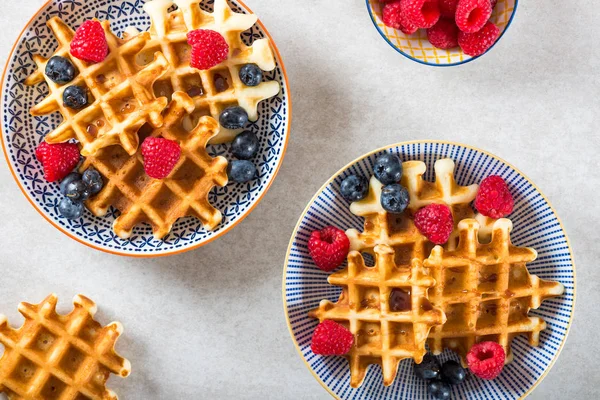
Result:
[0, 0, 597, 398]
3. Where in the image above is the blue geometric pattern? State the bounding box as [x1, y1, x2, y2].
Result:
[284, 142, 575, 399]
[2, 0, 289, 255]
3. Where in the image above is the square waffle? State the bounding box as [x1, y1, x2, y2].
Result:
[0, 294, 130, 400]
[25, 17, 169, 157]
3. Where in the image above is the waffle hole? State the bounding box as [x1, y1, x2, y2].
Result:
[181, 74, 205, 98]
[182, 108, 212, 132]
[123, 162, 152, 194]
[357, 287, 380, 311]
[443, 266, 469, 295]
[77, 320, 100, 343]
[59, 346, 86, 378]
[135, 45, 161, 67]
[33, 328, 57, 354]
[210, 69, 232, 94]
[389, 323, 415, 348]
[442, 303, 467, 332]
[172, 41, 192, 67]
[355, 322, 381, 348]
[94, 61, 125, 93]
[41, 375, 67, 399]
[153, 79, 174, 101]
[478, 264, 502, 293]
[508, 264, 530, 289]
[508, 297, 531, 323]
[392, 243, 415, 269]
[477, 300, 503, 330]
[171, 159, 205, 192]
[149, 186, 182, 220]
[11, 357, 38, 383]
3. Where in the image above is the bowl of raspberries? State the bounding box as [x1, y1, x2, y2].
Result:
[367, 0, 517, 66]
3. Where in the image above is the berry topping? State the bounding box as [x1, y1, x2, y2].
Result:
[231, 131, 259, 160]
[427, 380, 451, 400]
[187, 29, 229, 70]
[60, 172, 82, 196]
[36, 142, 80, 183]
[474, 175, 514, 218]
[45, 56, 76, 84]
[219, 106, 249, 130]
[458, 21, 499, 56]
[441, 360, 467, 384]
[466, 341, 505, 379]
[455, 0, 492, 33]
[414, 353, 440, 380]
[414, 204, 454, 244]
[141, 137, 181, 179]
[82, 168, 104, 195]
[373, 153, 403, 185]
[63, 86, 88, 109]
[310, 320, 354, 356]
[58, 197, 84, 220]
[64, 179, 90, 202]
[401, 0, 441, 29]
[340, 175, 369, 202]
[239, 63, 263, 87]
[227, 160, 257, 183]
[389, 288, 411, 312]
[427, 19, 459, 49]
[438, 0, 459, 17]
[380, 183, 410, 214]
[70, 20, 109, 63]
[307, 226, 350, 272]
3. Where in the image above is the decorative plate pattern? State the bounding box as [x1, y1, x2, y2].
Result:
[283, 141, 575, 399]
[2, 0, 290, 256]
[366, 0, 518, 66]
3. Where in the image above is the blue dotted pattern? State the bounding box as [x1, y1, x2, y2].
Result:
[284, 142, 575, 400]
[2, 0, 290, 255]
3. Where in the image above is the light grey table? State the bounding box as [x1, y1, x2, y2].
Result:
[0, 0, 597, 398]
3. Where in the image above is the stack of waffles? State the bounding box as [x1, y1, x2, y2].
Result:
[25, 0, 280, 239]
[310, 158, 564, 387]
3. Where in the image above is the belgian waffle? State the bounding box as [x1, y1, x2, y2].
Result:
[25, 17, 169, 157]
[132, 0, 281, 144]
[0, 294, 130, 400]
[81, 91, 228, 239]
[309, 244, 446, 387]
[424, 218, 565, 364]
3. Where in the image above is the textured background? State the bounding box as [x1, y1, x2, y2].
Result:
[0, 0, 597, 398]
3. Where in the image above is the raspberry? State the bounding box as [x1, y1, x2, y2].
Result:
[187, 29, 229, 70]
[141, 137, 181, 179]
[458, 21, 499, 56]
[307, 226, 350, 272]
[382, 1, 419, 34]
[311, 320, 354, 356]
[401, 0, 440, 29]
[455, 0, 492, 33]
[466, 341, 506, 379]
[70, 20, 109, 63]
[36, 142, 80, 183]
[414, 204, 454, 244]
[427, 19, 459, 49]
[490, 0, 498, 8]
[474, 175, 514, 218]
[438, 0, 459, 17]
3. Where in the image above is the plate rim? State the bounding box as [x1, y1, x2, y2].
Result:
[1, 0, 293, 258]
[281, 139, 576, 399]
[365, 0, 520, 67]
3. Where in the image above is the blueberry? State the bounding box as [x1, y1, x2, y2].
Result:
[239, 63, 263, 87]
[339, 175, 369, 202]
[219, 106, 249, 129]
[82, 168, 104, 195]
[58, 197, 84, 220]
[65, 180, 91, 201]
[427, 380, 451, 400]
[373, 153, 403, 184]
[63, 85, 88, 109]
[441, 360, 467, 385]
[231, 131, 259, 160]
[60, 172, 82, 196]
[380, 183, 410, 213]
[45, 56, 76, 84]
[228, 160, 257, 183]
[415, 353, 440, 381]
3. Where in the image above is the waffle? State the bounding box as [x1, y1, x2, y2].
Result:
[132, 0, 281, 144]
[0, 294, 130, 400]
[424, 218, 565, 364]
[309, 244, 446, 388]
[81, 91, 228, 239]
[24, 17, 169, 157]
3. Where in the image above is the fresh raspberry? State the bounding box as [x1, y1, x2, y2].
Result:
[382, 1, 403, 29]
[458, 21, 499, 56]
[70, 20, 109, 63]
[187, 29, 229, 70]
[438, 0, 459, 17]
[307, 226, 350, 272]
[36, 142, 80, 182]
[401, 0, 440, 28]
[414, 204, 454, 244]
[311, 320, 354, 356]
[141, 137, 181, 179]
[474, 175, 514, 218]
[427, 19, 459, 49]
[466, 341, 506, 379]
[455, 0, 492, 33]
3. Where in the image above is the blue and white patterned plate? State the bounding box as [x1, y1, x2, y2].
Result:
[283, 141, 575, 399]
[1, 0, 291, 256]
